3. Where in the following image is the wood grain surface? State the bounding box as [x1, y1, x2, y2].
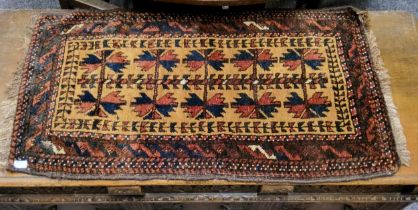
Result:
[154, 0, 266, 6]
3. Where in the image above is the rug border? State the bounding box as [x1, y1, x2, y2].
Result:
[1, 7, 408, 182]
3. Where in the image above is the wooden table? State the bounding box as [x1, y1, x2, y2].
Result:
[0, 10, 417, 205]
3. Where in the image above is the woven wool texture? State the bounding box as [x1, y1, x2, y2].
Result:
[6, 8, 407, 182]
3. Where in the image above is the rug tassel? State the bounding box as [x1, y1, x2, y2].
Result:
[366, 30, 410, 166]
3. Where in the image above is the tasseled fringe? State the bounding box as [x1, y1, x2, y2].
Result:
[365, 30, 410, 166]
[0, 13, 39, 172]
[0, 68, 22, 172]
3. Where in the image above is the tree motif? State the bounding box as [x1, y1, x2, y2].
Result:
[79, 50, 129, 117]
[181, 93, 228, 119]
[181, 50, 228, 120]
[183, 49, 227, 71]
[231, 49, 279, 119]
[280, 48, 325, 71]
[231, 92, 281, 119]
[132, 50, 179, 120]
[231, 49, 277, 71]
[134, 50, 179, 72]
[284, 92, 331, 119]
[280, 48, 328, 118]
[132, 93, 178, 120]
[76, 90, 126, 117]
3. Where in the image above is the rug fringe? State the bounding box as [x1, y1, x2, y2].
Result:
[365, 30, 410, 166]
[0, 68, 22, 170]
[0, 13, 40, 171]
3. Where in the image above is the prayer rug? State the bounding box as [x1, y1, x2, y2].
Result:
[5, 8, 409, 182]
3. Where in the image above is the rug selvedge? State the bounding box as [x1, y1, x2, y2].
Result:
[7, 8, 400, 182]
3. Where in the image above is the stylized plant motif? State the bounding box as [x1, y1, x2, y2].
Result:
[183, 49, 227, 72]
[79, 50, 129, 117]
[81, 50, 129, 74]
[132, 93, 178, 120]
[77, 90, 126, 117]
[284, 92, 331, 119]
[231, 92, 281, 119]
[181, 93, 227, 119]
[181, 49, 228, 119]
[231, 49, 277, 71]
[230, 49, 279, 119]
[280, 48, 325, 71]
[134, 49, 179, 72]
[280, 48, 330, 118]
[132, 50, 179, 120]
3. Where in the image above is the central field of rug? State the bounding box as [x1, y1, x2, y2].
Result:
[7, 8, 407, 182]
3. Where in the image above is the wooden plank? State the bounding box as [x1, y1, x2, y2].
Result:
[0, 193, 415, 203]
[70, 0, 120, 10]
[107, 186, 144, 195]
[259, 185, 294, 194]
[0, 10, 416, 186]
[154, 0, 265, 6]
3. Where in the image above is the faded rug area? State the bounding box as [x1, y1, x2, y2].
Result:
[6, 8, 408, 182]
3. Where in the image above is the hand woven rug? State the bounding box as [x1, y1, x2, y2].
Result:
[2, 7, 409, 182]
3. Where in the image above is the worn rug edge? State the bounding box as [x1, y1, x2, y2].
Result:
[365, 29, 410, 166]
[0, 15, 35, 174]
